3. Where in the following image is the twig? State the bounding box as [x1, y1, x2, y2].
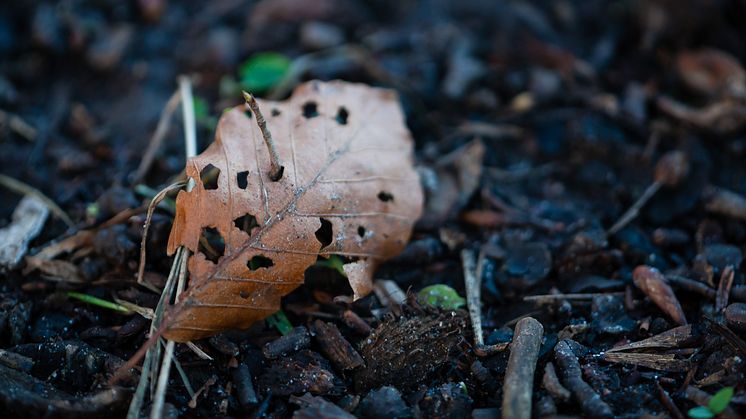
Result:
[542, 362, 570, 402]
[608, 150, 688, 235]
[136, 181, 186, 291]
[150, 339, 175, 419]
[0, 174, 74, 228]
[607, 181, 661, 235]
[243, 91, 284, 181]
[502, 317, 544, 419]
[151, 248, 189, 419]
[524, 292, 625, 305]
[185, 341, 213, 361]
[178, 76, 197, 164]
[132, 90, 181, 184]
[461, 249, 507, 356]
[126, 247, 182, 419]
[0, 109, 37, 141]
[554, 340, 614, 418]
[129, 76, 199, 419]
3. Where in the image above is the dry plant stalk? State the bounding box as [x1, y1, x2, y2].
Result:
[164, 80, 423, 341]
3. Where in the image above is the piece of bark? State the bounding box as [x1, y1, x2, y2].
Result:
[554, 340, 613, 419]
[290, 393, 356, 419]
[633, 266, 687, 325]
[353, 311, 467, 392]
[257, 350, 342, 397]
[0, 196, 49, 270]
[263, 326, 311, 359]
[311, 320, 364, 371]
[232, 363, 258, 409]
[341, 310, 371, 336]
[502, 317, 544, 419]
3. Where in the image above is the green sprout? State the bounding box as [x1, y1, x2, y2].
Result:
[417, 284, 466, 310]
[266, 309, 293, 335]
[238, 52, 290, 93]
[193, 97, 217, 130]
[688, 387, 734, 419]
[314, 255, 347, 277]
[67, 291, 131, 314]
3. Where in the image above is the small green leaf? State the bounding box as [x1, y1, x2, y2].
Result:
[266, 310, 293, 335]
[688, 406, 714, 419]
[708, 387, 734, 414]
[314, 255, 347, 277]
[192, 97, 217, 130]
[239, 52, 290, 92]
[417, 284, 466, 310]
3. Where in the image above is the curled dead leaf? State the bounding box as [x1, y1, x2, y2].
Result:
[676, 49, 746, 99]
[164, 81, 423, 341]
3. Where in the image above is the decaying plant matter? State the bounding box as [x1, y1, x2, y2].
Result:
[164, 80, 423, 341]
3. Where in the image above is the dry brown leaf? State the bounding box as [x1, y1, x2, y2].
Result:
[676, 49, 746, 99]
[633, 265, 687, 326]
[164, 80, 423, 341]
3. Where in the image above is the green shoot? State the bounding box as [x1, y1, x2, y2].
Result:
[687, 387, 734, 419]
[239, 52, 290, 92]
[67, 291, 132, 314]
[266, 310, 293, 335]
[417, 284, 466, 310]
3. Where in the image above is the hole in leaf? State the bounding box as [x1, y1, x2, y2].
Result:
[244, 108, 252, 119]
[200, 164, 220, 190]
[234, 213, 259, 235]
[302, 101, 319, 118]
[336, 107, 348, 125]
[248, 255, 274, 270]
[315, 218, 333, 248]
[357, 226, 366, 237]
[198, 227, 225, 264]
[239, 290, 250, 299]
[377, 191, 394, 202]
[271, 108, 281, 117]
[237, 171, 249, 189]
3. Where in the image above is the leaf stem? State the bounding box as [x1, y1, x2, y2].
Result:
[243, 91, 284, 181]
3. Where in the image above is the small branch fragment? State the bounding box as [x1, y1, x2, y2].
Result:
[633, 266, 687, 325]
[263, 326, 311, 359]
[608, 150, 688, 235]
[554, 340, 614, 419]
[502, 317, 544, 419]
[655, 381, 684, 419]
[342, 310, 372, 336]
[311, 320, 364, 371]
[243, 91, 284, 181]
[132, 90, 181, 184]
[462, 249, 507, 356]
[542, 362, 570, 402]
[233, 363, 258, 409]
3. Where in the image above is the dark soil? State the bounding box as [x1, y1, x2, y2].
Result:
[1, 0, 745, 418]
